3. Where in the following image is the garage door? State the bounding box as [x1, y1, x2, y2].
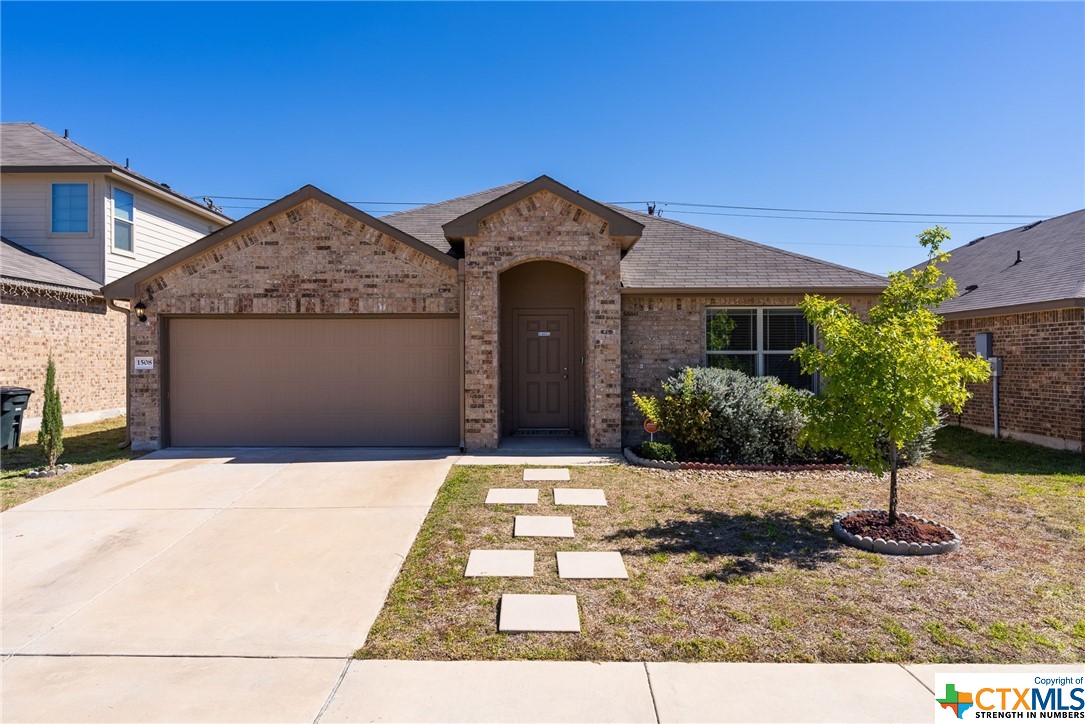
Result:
[167, 317, 459, 446]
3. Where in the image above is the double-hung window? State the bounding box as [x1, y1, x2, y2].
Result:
[51, 183, 89, 233]
[706, 307, 816, 391]
[113, 189, 134, 253]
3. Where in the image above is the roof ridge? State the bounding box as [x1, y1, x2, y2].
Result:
[610, 204, 888, 283]
[382, 181, 526, 219]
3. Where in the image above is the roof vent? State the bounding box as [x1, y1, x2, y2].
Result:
[63, 129, 69, 139]
[1020, 220, 1042, 231]
[963, 284, 979, 294]
[160, 182, 171, 190]
[1014, 250, 1022, 265]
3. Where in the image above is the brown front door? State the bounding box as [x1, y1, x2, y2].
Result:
[513, 310, 573, 431]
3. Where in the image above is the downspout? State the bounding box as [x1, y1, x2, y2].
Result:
[458, 258, 466, 453]
[106, 298, 132, 448]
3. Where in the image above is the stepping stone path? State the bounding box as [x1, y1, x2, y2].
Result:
[553, 488, 608, 507]
[514, 515, 575, 538]
[470, 469, 627, 634]
[524, 468, 570, 482]
[485, 488, 539, 504]
[557, 551, 628, 579]
[499, 594, 580, 632]
[465, 550, 535, 578]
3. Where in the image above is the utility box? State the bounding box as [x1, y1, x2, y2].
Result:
[989, 356, 1003, 377]
[976, 332, 993, 359]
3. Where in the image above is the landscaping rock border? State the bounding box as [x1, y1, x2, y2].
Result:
[832, 509, 962, 556]
[26, 463, 73, 479]
[623, 447, 848, 473]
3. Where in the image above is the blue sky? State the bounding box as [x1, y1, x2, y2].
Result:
[2, 2, 1082, 274]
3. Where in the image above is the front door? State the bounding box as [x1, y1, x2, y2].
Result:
[513, 310, 572, 431]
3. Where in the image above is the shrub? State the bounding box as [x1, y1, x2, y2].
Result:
[680, 367, 815, 464]
[639, 441, 677, 462]
[37, 354, 64, 469]
[632, 368, 715, 460]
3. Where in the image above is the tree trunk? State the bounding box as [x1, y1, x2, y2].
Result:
[888, 442, 899, 525]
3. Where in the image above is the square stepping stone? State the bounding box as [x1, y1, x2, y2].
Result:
[485, 488, 538, 505]
[465, 550, 535, 578]
[553, 488, 608, 506]
[557, 551, 628, 579]
[514, 515, 574, 538]
[523, 468, 570, 482]
[498, 594, 580, 632]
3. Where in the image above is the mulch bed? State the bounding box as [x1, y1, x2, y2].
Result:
[840, 510, 955, 544]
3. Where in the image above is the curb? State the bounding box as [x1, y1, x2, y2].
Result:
[832, 509, 962, 556]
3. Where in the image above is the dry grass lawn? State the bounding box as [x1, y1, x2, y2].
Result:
[1, 416, 145, 511]
[358, 426, 1084, 663]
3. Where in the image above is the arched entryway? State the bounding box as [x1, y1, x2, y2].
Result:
[499, 260, 586, 440]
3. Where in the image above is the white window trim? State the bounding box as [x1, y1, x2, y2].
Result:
[705, 306, 818, 389]
[47, 181, 94, 238]
[110, 186, 137, 258]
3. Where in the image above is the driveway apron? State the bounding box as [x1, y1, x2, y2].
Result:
[1, 447, 458, 722]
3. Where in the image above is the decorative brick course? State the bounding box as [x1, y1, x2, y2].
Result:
[620, 293, 879, 447]
[462, 190, 623, 449]
[940, 308, 1084, 450]
[127, 198, 459, 449]
[0, 286, 125, 423]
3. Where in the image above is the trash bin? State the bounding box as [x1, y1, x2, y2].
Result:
[1, 386, 34, 450]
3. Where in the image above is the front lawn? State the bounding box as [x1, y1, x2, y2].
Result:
[358, 425, 1084, 663]
[1, 416, 146, 511]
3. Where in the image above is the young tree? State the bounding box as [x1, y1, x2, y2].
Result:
[795, 227, 990, 523]
[37, 354, 64, 469]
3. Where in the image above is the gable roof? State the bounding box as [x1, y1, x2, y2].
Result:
[1, 122, 231, 224]
[102, 185, 457, 299]
[383, 181, 887, 292]
[442, 175, 644, 250]
[1, 236, 101, 295]
[909, 209, 1085, 318]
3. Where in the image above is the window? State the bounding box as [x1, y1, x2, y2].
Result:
[706, 307, 816, 390]
[113, 189, 134, 252]
[51, 183, 89, 232]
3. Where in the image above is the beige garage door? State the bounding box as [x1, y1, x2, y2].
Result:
[168, 317, 459, 447]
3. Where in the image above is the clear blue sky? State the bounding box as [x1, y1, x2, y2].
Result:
[3, 2, 1082, 274]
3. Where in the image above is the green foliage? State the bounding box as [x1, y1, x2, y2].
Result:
[705, 311, 736, 351]
[682, 367, 816, 464]
[37, 355, 64, 468]
[639, 441, 677, 462]
[632, 368, 715, 459]
[795, 227, 991, 519]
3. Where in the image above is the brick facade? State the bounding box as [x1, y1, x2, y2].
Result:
[0, 285, 126, 426]
[940, 308, 1084, 450]
[620, 293, 880, 447]
[463, 190, 623, 449]
[127, 198, 459, 450]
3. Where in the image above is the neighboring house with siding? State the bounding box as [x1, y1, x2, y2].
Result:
[101, 176, 889, 451]
[915, 210, 1085, 451]
[1, 122, 230, 429]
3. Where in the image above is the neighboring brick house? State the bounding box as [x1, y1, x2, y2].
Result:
[0, 123, 230, 429]
[914, 210, 1084, 451]
[102, 177, 888, 451]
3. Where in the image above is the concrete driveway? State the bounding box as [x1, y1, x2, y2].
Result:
[1, 447, 458, 722]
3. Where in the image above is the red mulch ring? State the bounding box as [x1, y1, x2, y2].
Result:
[840, 510, 954, 544]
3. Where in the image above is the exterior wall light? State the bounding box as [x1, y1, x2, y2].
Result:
[134, 300, 148, 323]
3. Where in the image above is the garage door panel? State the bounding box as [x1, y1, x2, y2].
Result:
[168, 318, 459, 447]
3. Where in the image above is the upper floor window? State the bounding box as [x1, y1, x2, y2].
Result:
[51, 183, 89, 233]
[113, 189, 134, 253]
[706, 307, 816, 391]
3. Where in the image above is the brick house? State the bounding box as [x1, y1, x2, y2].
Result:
[101, 177, 888, 451]
[916, 209, 1084, 451]
[0, 123, 230, 429]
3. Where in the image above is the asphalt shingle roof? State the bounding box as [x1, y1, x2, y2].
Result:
[910, 209, 1085, 316]
[382, 182, 887, 290]
[1, 236, 100, 293]
[1, 123, 231, 222]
